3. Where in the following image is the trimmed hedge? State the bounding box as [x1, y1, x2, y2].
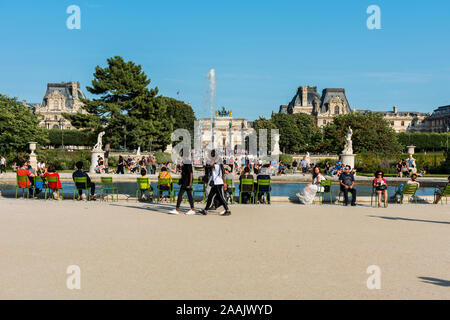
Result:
[37, 150, 91, 171]
[397, 132, 450, 152]
[47, 129, 96, 147]
[355, 153, 446, 174]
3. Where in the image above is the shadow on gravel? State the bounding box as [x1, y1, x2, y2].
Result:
[418, 277, 450, 287]
[368, 215, 450, 225]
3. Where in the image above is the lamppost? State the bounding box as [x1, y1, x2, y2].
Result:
[58, 119, 65, 150]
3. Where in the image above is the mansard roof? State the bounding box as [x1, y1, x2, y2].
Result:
[319, 88, 351, 113]
[42, 82, 86, 107]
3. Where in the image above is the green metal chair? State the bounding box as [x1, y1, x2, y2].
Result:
[225, 178, 235, 204]
[317, 180, 332, 204]
[370, 186, 389, 207]
[15, 175, 30, 199]
[239, 178, 255, 204]
[45, 176, 63, 200]
[255, 178, 271, 204]
[100, 177, 118, 202]
[434, 184, 450, 205]
[400, 184, 419, 204]
[136, 177, 152, 202]
[32, 176, 47, 199]
[157, 178, 173, 203]
[73, 177, 91, 201]
[193, 178, 206, 203]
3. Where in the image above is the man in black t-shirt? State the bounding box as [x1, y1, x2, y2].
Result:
[339, 165, 357, 206]
[170, 161, 195, 215]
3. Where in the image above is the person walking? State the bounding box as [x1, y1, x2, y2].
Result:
[117, 155, 125, 174]
[170, 158, 196, 215]
[199, 150, 231, 216]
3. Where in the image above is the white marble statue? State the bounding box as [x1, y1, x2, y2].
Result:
[93, 132, 105, 151]
[342, 127, 353, 155]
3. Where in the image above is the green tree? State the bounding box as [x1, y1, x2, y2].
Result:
[271, 113, 319, 153]
[252, 116, 278, 150]
[64, 56, 172, 151]
[0, 94, 48, 155]
[159, 96, 196, 134]
[323, 112, 401, 154]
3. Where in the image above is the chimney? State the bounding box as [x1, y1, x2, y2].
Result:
[301, 86, 308, 107]
[72, 82, 78, 98]
[393, 106, 398, 114]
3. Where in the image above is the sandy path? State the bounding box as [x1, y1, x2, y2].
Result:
[0, 199, 449, 299]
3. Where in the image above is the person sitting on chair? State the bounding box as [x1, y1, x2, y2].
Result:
[239, 166, 254, 204]
[373, 170, 388, 208]
[72, 161, 96, 200]
[44, 164, 62, 200]
[256, 164, 271, 204]
[339, 165, 357, 206]
[139, 167, 152, 201]
[392, 173, 420, 202]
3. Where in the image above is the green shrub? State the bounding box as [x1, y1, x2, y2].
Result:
[37, 150, 91, 170]
[46, 129, 96, 147]
[279, 154, 293, 165]
[154, 152, 172, 164]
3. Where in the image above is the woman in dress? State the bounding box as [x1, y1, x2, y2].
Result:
[296, 166, 325, 205]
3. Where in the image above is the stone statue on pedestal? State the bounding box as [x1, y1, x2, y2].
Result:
[342, 127, 353, 155]
[93, 132, 105, 151]
[90, 132, 105, 174]
[340, 127, 355, 169]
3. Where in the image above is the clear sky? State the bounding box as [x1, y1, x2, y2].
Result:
[1, 0, 449, 120]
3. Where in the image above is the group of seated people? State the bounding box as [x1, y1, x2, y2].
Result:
[16, 161, 95, 201]
[237, 164, 271, 204]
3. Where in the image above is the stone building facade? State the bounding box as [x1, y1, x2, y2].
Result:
[414, 105, 450, 133]
[197, 109, 252, 151]
[34, 82, 86, 130]
[358, 106, 429, 133]
[277, 85, 431, 133]
[278, 86, 352, 128]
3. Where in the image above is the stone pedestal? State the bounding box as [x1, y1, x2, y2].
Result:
[407, 145, 416, 156]
[89, 151, 104, 174]
[340, 153, 355, 169]
[28, 142, 38, 170]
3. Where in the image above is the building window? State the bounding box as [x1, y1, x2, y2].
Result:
[323, 120, 327, 125]
[401, 121, 405, 126]
[391, 121, 394, 126]
[53, 125, 59, 129]
[334, 106, 340, 114]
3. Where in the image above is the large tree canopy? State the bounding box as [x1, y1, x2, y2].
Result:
[159, 96, 196, 135]
[253, 113, 321, 153]
[322, 112, 401, 154]
[64, 56, 173, 151]
[0, 94, 48, 155]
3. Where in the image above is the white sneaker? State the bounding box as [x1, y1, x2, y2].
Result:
[169, 209, 179, 215]
[186, 209, 196, 215]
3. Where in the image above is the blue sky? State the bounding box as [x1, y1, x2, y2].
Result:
[1, 0, 449, 120]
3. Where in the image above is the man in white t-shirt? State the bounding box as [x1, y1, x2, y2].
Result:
[199, 150, 231, 216]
